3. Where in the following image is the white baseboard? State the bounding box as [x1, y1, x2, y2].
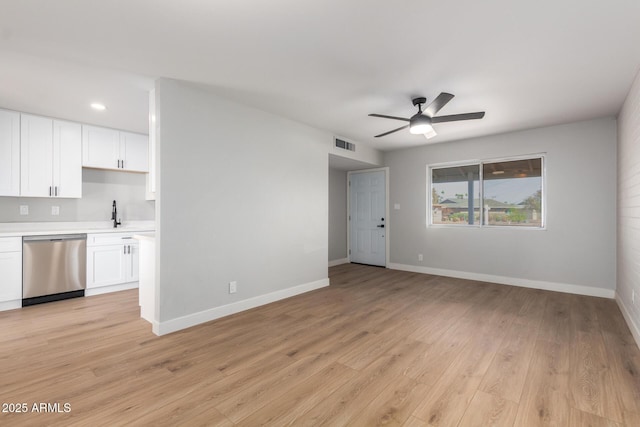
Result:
[328, 258, 349, 267]
[387, 263, 615, 299]
[0, 299, 21, 312]
[154, 277, 330, 336]
[615, 293, 640, 350]
[85, 282, 138, 297]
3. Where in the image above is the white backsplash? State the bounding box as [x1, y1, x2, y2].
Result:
[0, 169, 154, 223]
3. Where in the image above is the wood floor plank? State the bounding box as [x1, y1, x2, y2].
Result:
[214, 352, 334, 423]
[1, 264, 640, 426]
[568, 330, 624, 423]
[235, 362, 358, 426]
[411, 306, 509, 426]
[348, 374, 431, 426]
[295, 339, 429, 426]
[479, 321, 539, 403]
[457, 390, 518, 427]
[622, 410, 640, 426]
[403, 416, 429, 427]
[595, 302, 640, 415]
[513, 339, 571, 426]
[568, 407, 622, 427]
[338, 328, 406, 370]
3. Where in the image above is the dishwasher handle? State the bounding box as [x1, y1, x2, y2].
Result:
[23, 234, 87, 242]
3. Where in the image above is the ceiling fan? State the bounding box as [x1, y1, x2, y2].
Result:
[368, 93, 485, 139]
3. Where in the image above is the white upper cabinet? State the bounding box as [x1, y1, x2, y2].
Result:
[120, 132, 149, 172]
[82, 125, 148, 172]
[0, 110, 20, 196]
[53, 120, 82, 198]
[20, 114, 53, 197]
[20, 114, 82, 198]
[82, 125, 120, 170]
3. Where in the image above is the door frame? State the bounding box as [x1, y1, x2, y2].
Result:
[347, 167, 390, 267]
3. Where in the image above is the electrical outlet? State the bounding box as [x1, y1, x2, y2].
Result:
[51, 206, 60, 216]
[229, 281, 237, 294]
[19, 205, 29, 215]
[394, 203, 401, 210]
[418, 254, 423, 261]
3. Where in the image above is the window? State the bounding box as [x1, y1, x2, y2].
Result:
[430, 156, 544, 228]
[431, 164, 480, 225]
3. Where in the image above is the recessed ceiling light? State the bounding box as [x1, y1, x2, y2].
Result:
[90, 103, 107, 111]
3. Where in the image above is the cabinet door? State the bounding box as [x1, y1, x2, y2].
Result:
[53, 120, 82, 198]
[87, 245, 126, 288]
[0, 251, 22, 302]
[0, 110, 20, 196]
[120, 131, 149, 172]
[125, 242, 140, 282]
[82, 125, 120, 170]
[20, 114, 53, 197]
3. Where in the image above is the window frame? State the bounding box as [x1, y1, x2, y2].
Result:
[427, 154, 546, 230]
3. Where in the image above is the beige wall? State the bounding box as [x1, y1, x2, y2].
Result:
[156, 78, 330, 324]
[384, 117, 617, 297]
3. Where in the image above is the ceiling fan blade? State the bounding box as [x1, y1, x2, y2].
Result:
[423, 92, 454, 117]
[375, 124, 410, 138]
[431, 112, 485, 123]
[368, 113, 410, 122]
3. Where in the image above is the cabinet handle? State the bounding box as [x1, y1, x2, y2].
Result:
[49, 186, 52, 196]
[121, 160, 124, 169]
[124, 245, 126, 254]
[55, 186, 58, 197]
[117, 160, 121, 168]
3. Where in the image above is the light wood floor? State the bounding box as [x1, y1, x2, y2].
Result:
[1, 264, 640, 426]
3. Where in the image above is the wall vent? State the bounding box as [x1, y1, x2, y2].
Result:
[335, 138, 356, 152]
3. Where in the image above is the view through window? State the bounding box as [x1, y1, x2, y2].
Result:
[430, 157, 543, 227]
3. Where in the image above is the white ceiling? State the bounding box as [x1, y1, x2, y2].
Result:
[1, 0, 639, 151]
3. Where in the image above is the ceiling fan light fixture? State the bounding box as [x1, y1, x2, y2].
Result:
[409, 115, 433, 135]
[369, 92, 485, 140]
[423, 128, 437, 139]
[410, 123, 434, 135]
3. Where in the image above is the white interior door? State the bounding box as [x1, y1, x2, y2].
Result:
[349, 170, 386, 266]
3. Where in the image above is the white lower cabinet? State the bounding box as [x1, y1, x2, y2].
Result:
[0, 237, 22, 310]
[86, 233, 139, 294]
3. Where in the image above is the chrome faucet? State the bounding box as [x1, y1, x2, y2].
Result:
[112, 200, 121, 228]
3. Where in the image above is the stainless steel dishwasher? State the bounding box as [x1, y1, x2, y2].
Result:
[23, 234, 87, 306]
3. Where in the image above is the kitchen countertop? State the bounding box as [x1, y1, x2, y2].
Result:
[0, 221, 155, 238]
[133, 232, 155, 242]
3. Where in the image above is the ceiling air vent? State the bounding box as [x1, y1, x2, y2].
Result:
[335, 138, 356, 152]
